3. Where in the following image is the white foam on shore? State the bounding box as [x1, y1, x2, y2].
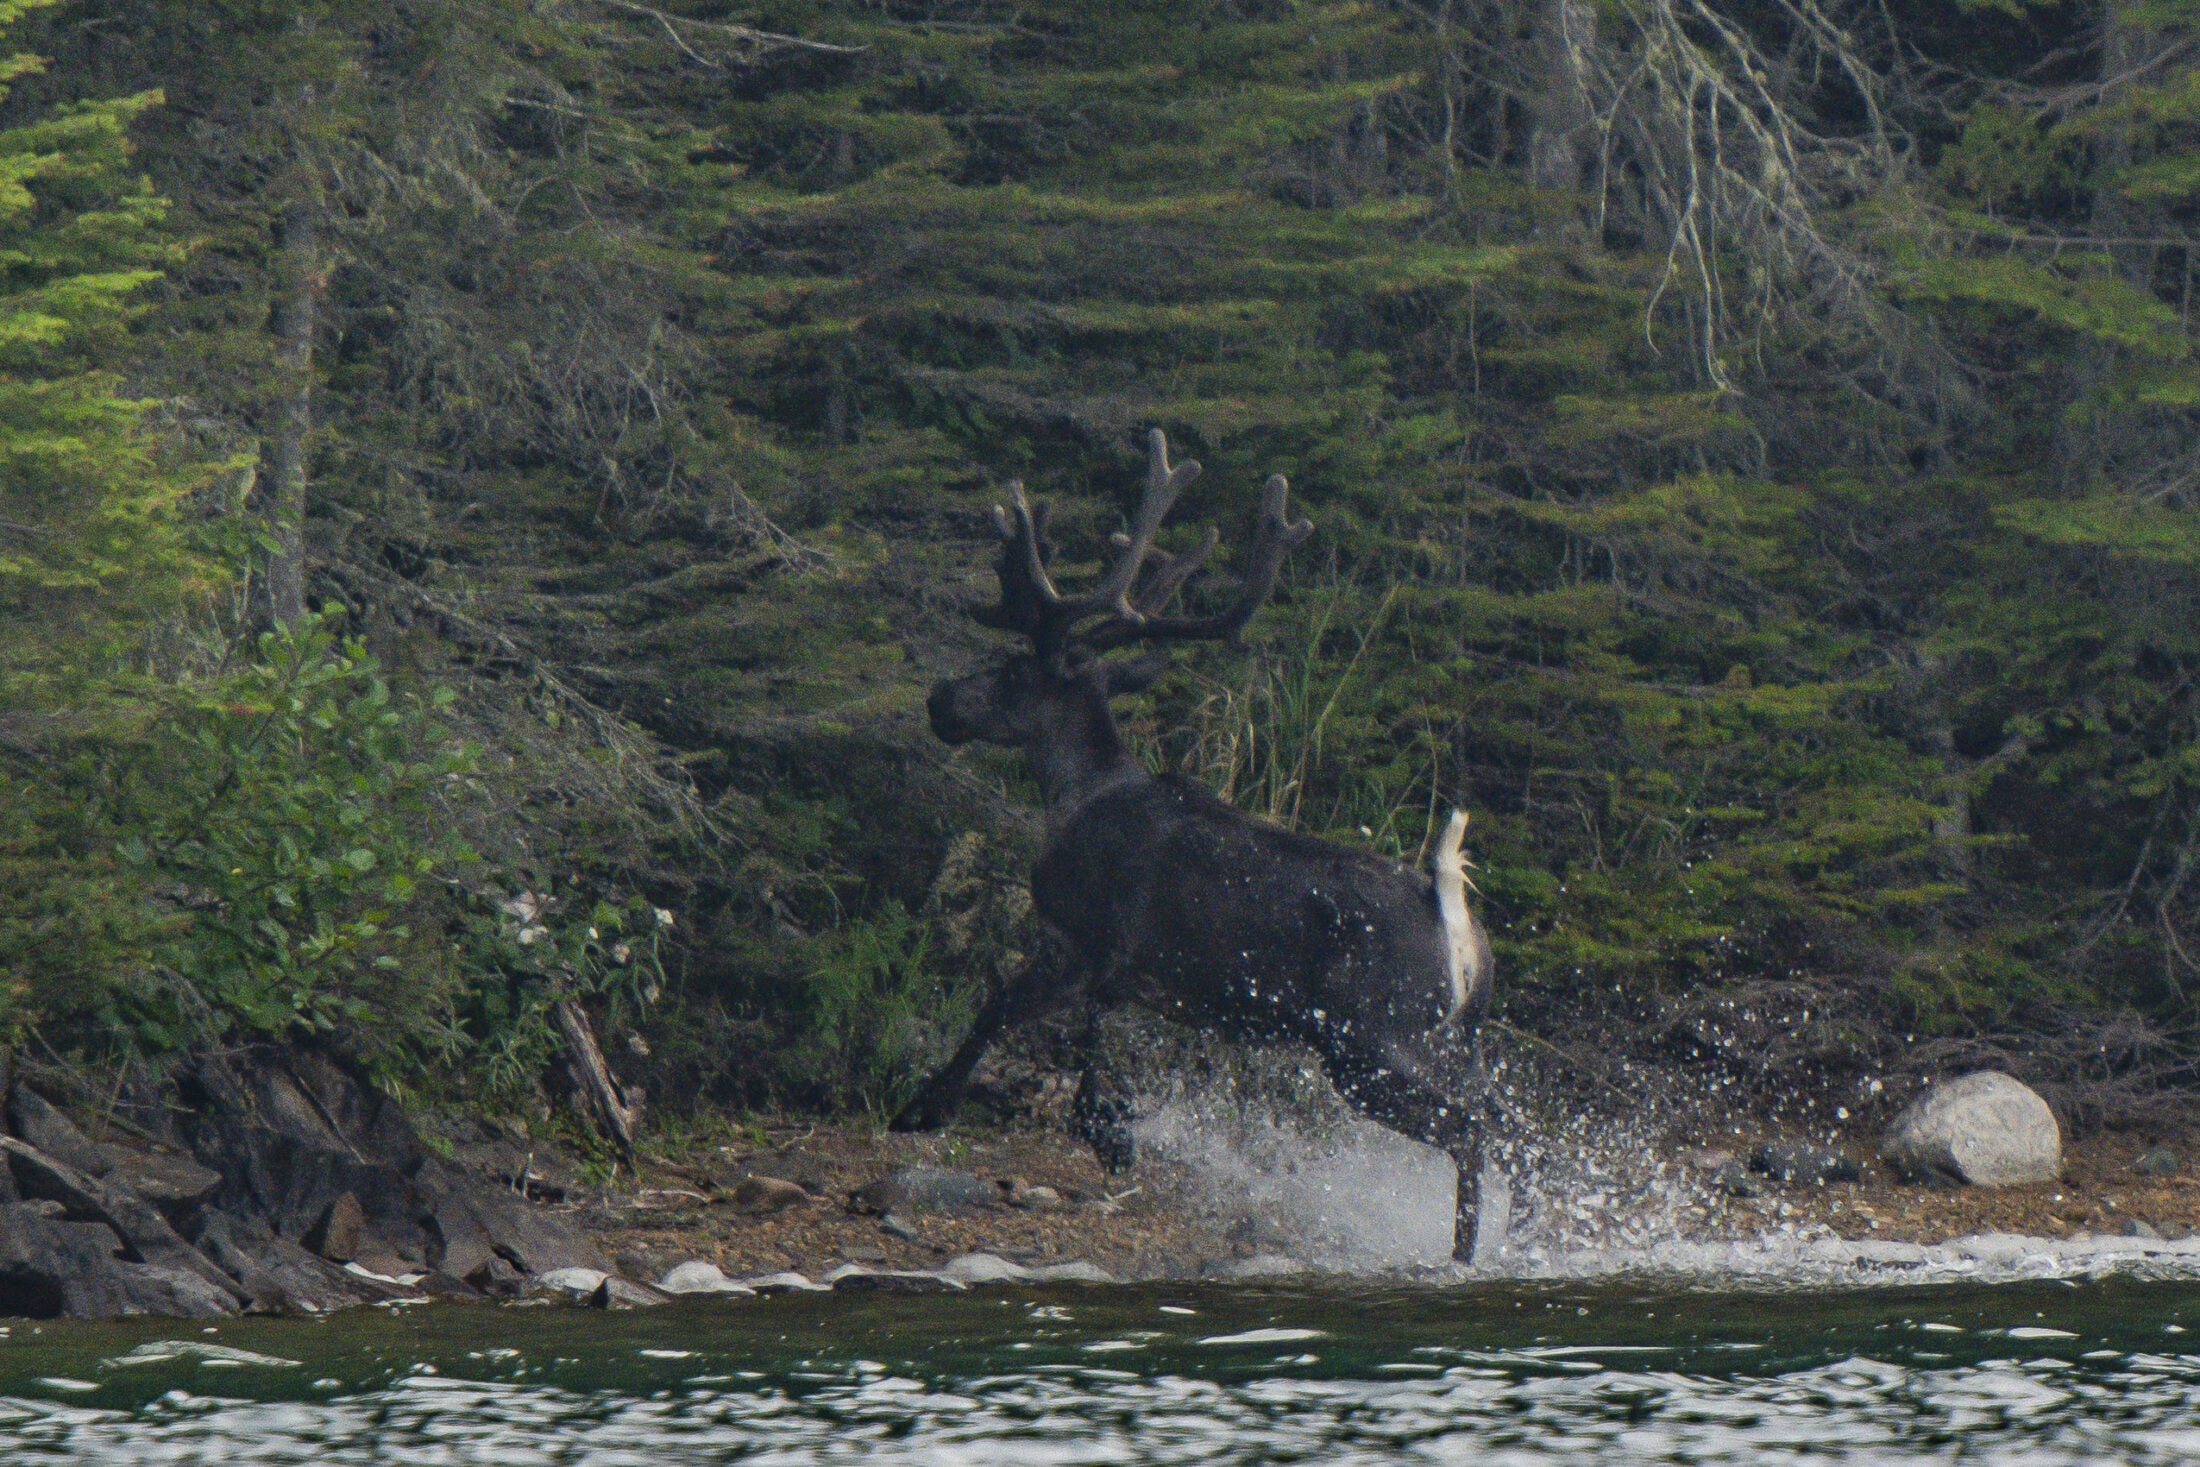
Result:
[1124, 1083, 2200, 1293]
[1476, 1229, 2200, 1291]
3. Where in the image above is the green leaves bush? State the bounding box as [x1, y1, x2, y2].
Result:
[109, 614, 473, 1069]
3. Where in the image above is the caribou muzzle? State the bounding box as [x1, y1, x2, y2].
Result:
[927, 676, 979, 744]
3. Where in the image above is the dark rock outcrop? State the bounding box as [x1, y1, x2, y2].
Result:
[1, 1137, 246, 1305]
[0, 1204, 234, 1319]
[7, 1088, 112, 1179]
[0, 1052, 607, 1319]
[176, 1051, 607, 1281]
[102, 1147, 222, 1212]
[187, 1212, 373, 1314]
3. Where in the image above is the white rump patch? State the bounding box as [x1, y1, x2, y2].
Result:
[1432, 809, 1485, 1025]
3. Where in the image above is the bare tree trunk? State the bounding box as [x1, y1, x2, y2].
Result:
[2060, 0, 2170, 489]
[1522, 0, 1597, 195]
[265, 199, 323, 630]
[555, 999, 642, 1159]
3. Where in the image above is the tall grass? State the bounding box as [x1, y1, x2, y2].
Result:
[1151, 584, 1447, 861]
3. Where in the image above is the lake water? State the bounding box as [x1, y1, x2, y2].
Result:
[2, 1279, 2197, 1463]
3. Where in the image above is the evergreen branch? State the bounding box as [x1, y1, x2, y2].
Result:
[324, 558, 741, 862]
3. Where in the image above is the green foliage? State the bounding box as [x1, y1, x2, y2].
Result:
[4, 0, 2200, 1120]
[782, 903, 980, 1121]
[107, 615, 472, 1066]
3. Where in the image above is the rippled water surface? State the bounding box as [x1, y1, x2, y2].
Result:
[2, 1280, 2198, 1463]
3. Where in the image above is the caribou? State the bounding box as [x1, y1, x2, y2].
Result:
[896, 430, 1506, 1261]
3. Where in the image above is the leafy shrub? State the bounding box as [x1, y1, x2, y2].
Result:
[780, 902, 980, 1121]
[101, 613, 475, 1077]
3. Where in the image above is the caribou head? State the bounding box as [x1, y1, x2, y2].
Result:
[926, 430, 1313, 808]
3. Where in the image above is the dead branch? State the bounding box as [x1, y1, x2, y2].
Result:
[555, 999, 642, 1158]
[596, 0, 866, 62]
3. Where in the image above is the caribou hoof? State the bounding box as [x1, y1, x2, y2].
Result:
[890, 1091, 953, 1133]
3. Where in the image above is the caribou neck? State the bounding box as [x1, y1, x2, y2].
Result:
[1026, 703, 1148, 826]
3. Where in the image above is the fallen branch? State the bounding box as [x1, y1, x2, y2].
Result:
[597, 0, 866, 61]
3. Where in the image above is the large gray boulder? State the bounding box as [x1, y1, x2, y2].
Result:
[0, 1205, 235, 1319]
[1880, 1071, 2061, 1186]
[1, 1137, 246, 1304]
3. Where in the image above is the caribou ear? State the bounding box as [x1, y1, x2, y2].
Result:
[1098, 650, 1171, 697]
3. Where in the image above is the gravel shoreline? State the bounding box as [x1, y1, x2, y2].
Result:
[575, 1116, 2200, 1290]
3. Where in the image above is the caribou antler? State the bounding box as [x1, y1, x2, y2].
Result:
[1081, 472, 1313, 651]
[974, 428, 1312, 662]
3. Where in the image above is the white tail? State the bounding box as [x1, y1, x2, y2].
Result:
[1432, 809, 1487, 1025]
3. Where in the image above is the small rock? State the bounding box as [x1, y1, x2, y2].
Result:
[729, 1175, 813, 1215]
[879, 1213, 920, 1241]
[2123, 1217, 2164, 1240]
[740, 1271, 828, 1294]
[303, 1192, 366, 1262]
[1003, 1180, 1063, 1211]
[849, 1167, 994, 1216]
[939, 1252, 1031, 1286]
[1749, 1142, 1861, 1185]
[1676, 1147, 1737, 1171]
[657, 1260, 754, 1296]
[1713, 1161, 1762, 1199]
[2134, 1147, 2182, 1177]
[467, 1256, 527, 1298]
[746, 1148, 831, 1197]
[341, 1259, 422, 1288]
[589, 1276, 668, 1309]
[1880, 1071, 2061, 1187]
[840, 1244, 888, 1264]
[530, 1266, 609, 1298]
[833, 1270, 962, 1294]
[419, 1271, 482, 1299]
[349, 1243, 418, 1282]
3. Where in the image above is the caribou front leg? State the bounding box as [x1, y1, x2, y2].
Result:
[1066, 967, 1138, 1173]
[892, 947, 1083, 1132]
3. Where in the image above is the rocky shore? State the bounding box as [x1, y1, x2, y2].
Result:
[4, 1051, 2199, 1318]
[0, 1051, 609, 1319]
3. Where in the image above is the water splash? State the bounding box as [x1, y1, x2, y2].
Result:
[1103, 1016, 2200, 1290]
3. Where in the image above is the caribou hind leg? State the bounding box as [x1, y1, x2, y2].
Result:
[1322, 1037, 1506, 1265]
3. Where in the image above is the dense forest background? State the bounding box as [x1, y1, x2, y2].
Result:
[0, 0, 2195, 1136]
